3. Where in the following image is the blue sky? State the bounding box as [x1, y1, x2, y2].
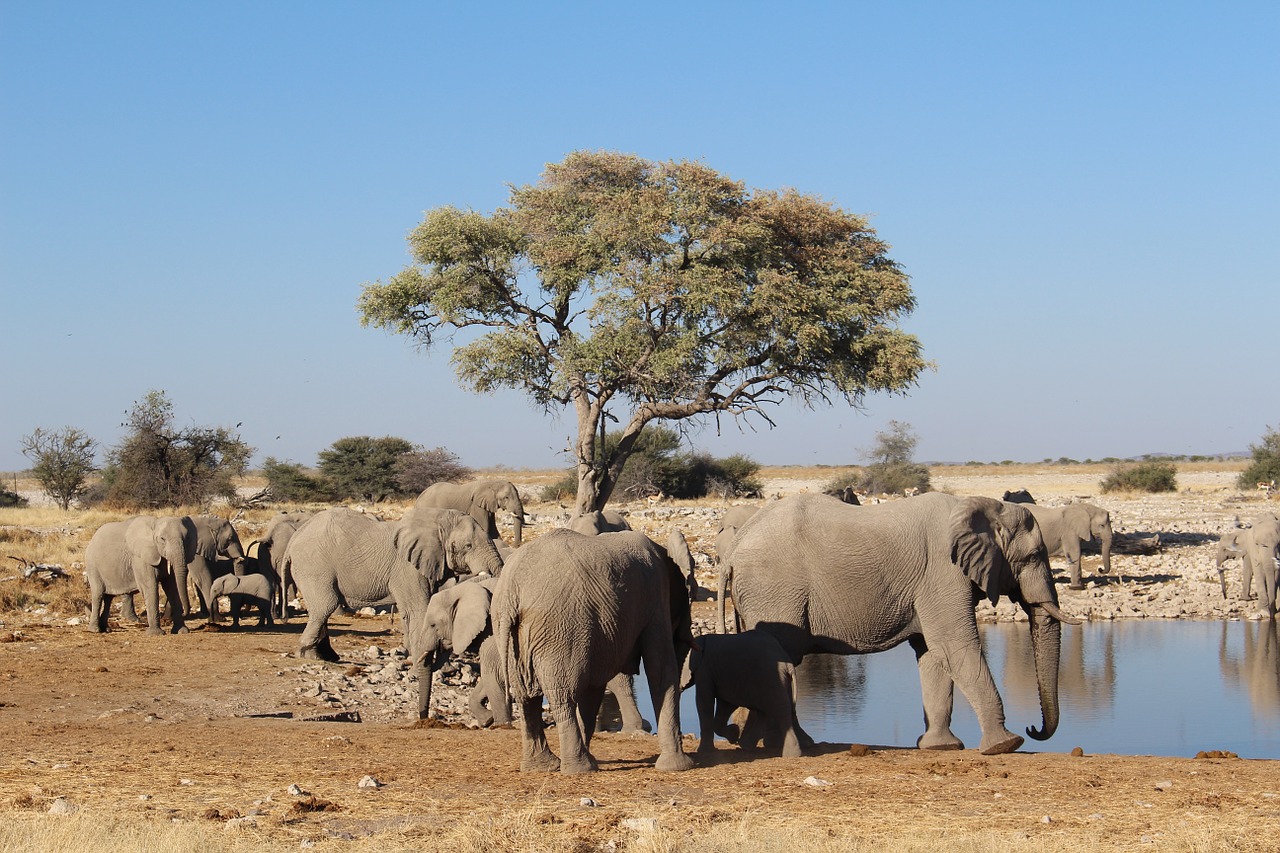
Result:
[2, 2, 1277, 472]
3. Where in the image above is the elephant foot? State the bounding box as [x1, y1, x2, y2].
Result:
[559, 754, 599, 774]
[979, 733, 1024, 756]
[1068, 583, 1087, 591]
[146, 627, 165, 637]
[299, 647, 322, 660]
[172, 625, 189, 635]
[917, 730, 965, 751]
[521, 752, 562, 773]
[655, 751, 695, 772]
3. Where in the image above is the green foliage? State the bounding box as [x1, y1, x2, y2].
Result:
[1237, 425, 1280, 490]
[316, 436, 416, 502]
[261, 458, 333, 503]
[849, 421, 931, 495]
[359, 151, 927, 512]
[105, 391, 252, 508]
[539, 426, 762, 502]
[19, 426, 98, 510]
[0, 487, 28, 508]
[393, 447, 473, 494]
[1100, 460, 1178, 494]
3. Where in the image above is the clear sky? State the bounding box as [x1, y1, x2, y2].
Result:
[2, 2, 1277, 473]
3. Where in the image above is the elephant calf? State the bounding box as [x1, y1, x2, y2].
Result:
[684, 630, 806, 758]
[210, 573, 275, 628]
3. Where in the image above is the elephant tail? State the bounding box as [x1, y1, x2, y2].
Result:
[716, 563, 732, 634]
[493, 588, 536, 701]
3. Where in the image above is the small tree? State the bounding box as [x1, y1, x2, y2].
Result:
[317, 436, 416, 502]
[359, 151, 926, 513]
[1100, 460, 1178, 494]
[1238, 425, 1280, 490]
[393, 446, 473, 495]
[858, 420, 930, 495]
[105, 391, 252, 508]
[261, 458, 333, 503]
[20, 426, 98, 510]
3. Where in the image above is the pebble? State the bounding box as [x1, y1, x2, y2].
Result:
[580, 797, 599, 807]
[287, 784, 307, 796]
[803, 776, 832, 787]
[357, 775, 383, 789]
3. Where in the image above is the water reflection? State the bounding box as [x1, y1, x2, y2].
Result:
[783, 620, 1280, 759]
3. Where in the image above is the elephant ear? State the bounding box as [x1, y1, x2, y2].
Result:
[473, 484, 500, 514]
[394, 510, 449, 588]
[949, 497, 1017, 605]
[1064, 505, 1093, 541]
[451, 583, 491, 654]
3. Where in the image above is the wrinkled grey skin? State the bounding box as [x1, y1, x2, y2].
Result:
[493, 529, 693, 774]
[256, 511, 313, 620]
[725, 493, 1077, 756]
[210, 572, 276, 627]
[713, 506, 758, 617]
[1022, 502, 1113, 590]
[416, 480, 526, 548]
[1240, 513, 1280, 618]
[684, 630, 805, 758]
[666, 527, 699, 602]
[286, 506, 503, 718]
[567, 509, 631, 535]
[181, 515, 247, 623]
[417, 576, 511, 726]
[85, 516, 191, 636]
[1216, 529, 1247, 599]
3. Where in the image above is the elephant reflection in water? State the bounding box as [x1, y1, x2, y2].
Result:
[997, 625, 1117, 720]
[1219, 620, 1280, 717]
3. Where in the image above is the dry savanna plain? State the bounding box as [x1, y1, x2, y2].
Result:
[1, 461, 1278, 852]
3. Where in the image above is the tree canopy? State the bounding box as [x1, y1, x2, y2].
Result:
[359, 151, 927, 512]
[20, 426, 98, 510]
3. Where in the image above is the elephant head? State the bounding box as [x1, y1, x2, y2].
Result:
[415, 579, 493, 673]
[949, 496, 1080, 743]
[473, 480, 525, 548]
[666, 527, 698, 602]
[394, 507, 505, 591]
[1067, 503, 1113, 575]
[210, 573, 238, 598]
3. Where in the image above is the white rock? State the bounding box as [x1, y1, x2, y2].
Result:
[803, 776, 832, 787]
[48, 798, 76, 815]
[1154, 780, 1173, 791]
[357, 775, 383, 789]
[287, 784, 307, 796]
[580, 797, 599, 807]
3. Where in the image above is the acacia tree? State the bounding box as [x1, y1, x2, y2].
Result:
[359, 151, 927, 513]
[20, 426, 98, 510]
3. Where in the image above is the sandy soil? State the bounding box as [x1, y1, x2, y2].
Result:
[2, 466, 1279, 850]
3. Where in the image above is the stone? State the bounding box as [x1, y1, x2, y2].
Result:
[48, 797, 76, 815]
[803, 776, 832, 787]
[357, 775, 383, 789]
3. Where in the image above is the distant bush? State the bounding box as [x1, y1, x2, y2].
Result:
[393, 447, 473, 495]
[1237, 425, 1280, 491]
[262, 458, 334, 503]
[825, 421, 931, 496]
[1100, 460, 1178, 494]
[0, 487, 28, 508]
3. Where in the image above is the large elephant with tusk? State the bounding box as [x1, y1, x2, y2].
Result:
[722, 492, 1079, 755]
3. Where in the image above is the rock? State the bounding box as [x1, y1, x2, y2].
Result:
[47, 797, 76, 815]
[1040, 815, 1052, 824]
[1070, 747, 1085, 757]
[848, 744, 873, 757]
[580, 797, 599, 807]
[357, 775, 383, 789]
[803, 776, 832, 787]
[1154, 780, 1173, 791]
[287, 784, 307, 796]
[365, 645, 384, 659]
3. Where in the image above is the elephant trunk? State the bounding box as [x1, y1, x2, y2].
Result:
[1098, 528, 1113, 575]
[512, 513, 524, 548]
[473, 541, 504, 577]
[1024, 604, 1063, 742]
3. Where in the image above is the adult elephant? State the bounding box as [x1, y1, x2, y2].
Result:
[567, 509, 631, 535]
[492, 529, 693, 773]
[714, 505, 759, 629]
[416, 480, 525, 548]
[181, 514, 248, 622]
[286, 506, 504, 718]
[1241, 513, 1280, 618]
[255, 511, 314, 620]
[1022, 502, 1113, 589]
[85, 515, 192, 635]
[725, 492, 1078, 756]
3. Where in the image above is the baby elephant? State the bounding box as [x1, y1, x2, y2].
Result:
[210, 573, 275, 627]
[685, 630, 805, 758]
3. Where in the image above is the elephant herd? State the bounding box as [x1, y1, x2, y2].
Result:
[81, 480, 1280, 775]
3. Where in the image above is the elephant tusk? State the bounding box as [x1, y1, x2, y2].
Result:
[1040, 601, 1083, 625]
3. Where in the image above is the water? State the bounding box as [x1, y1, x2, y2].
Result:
[650, 620, 1280, 759]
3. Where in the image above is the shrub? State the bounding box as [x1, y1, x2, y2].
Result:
[0, 488, 28, 508]
[393, 447, 473, 495]
[1100, 460, 1178, 494]
[20, 426, 98, 510]
[1237, 425, 1280, 490]
[261, 458, 333, 503]
[317, 436, 416, 502]
[825, 421, 931, 496]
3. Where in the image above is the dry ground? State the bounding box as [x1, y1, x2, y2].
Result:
[1, 463, 1278, 851]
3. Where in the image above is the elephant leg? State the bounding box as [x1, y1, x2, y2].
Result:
[414, 659, 433, 720]
[135, 567, 166, 636]
[548, 691, 596, 774]
[641, 635, 693, 772]
[119, 593, 143, 624]
[87, 576, 108, 633]
[519, 696, 560, 772]
[158, 570, 188, 635]
[1260, 560, 1278, 619]
[575, 684, 606, 753]
[469, 689, 496, 728]
[1242, 553, 1255, 600]
[911, 636, 965, 751]
[695, 683, 720, 754]
[298, 584, 340, 660]
[932, 635, 1022, 755]
[606, 673, 651, 733]
[1066, 540, 1085, 590]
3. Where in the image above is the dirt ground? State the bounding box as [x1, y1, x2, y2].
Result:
[2, 466, 1279, 850]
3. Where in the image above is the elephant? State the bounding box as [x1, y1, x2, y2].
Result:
[684, 630, 805, 758]
[723, 492, 1079, 756]
[416, 576, 512, 726]
[1216, 529, 1247, 599]
[181, 514, 248, 622]
[567, 509, 631, 535]
[415, 479, 526, 548]
[492, 528, 694, 773]
[823, 486, 861, 505]
[1240, 513, 1280, 618]
[84, 515, 192, 635]
[255, 511, 314, 620]
[1002, 489, 1036, 504]
[286, 506, 504, 718]
[210, 572, 275, 627]
[1021, 502, 1113, 590]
